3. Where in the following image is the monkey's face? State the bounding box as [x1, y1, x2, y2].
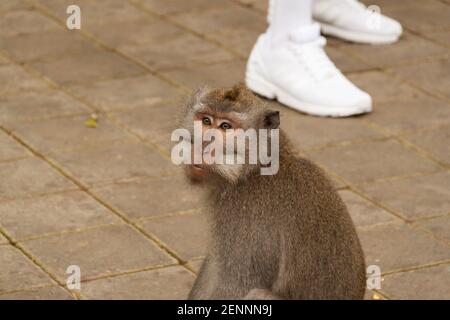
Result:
[177, 85, 280, 184]
[187, 111, 244, 182]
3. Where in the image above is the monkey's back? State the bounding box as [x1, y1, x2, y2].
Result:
[210, 155, 366, 300]
[273, 156, 366, 299]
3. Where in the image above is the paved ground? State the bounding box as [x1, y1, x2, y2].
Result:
[0, 0, 449, 300]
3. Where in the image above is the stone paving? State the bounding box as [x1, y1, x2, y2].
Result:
[0, 0, 449, 300]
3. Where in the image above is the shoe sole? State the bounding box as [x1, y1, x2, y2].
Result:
[320, 22, 400, 44]
[246, 70, 372, 118]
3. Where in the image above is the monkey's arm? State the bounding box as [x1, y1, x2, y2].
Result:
[269, 232, 308, 300]
[188, 260, 209, 299]
[188, 256, 218, 300]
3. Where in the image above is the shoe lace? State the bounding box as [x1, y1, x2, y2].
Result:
[287, 35, 339, 81]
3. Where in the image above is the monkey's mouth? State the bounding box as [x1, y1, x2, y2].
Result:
[187, 164, 208, 179]
[189, 164, 207, 176]
[191, 164, 204, 171]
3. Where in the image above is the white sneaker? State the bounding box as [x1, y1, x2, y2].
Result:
[246, 24, 372, 117]
[313, 0, 403, 44]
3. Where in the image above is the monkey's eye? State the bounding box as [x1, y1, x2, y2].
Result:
[202, 117, 212, 125]
[219, 122, 232, 130]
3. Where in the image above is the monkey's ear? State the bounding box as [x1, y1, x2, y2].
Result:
[187, 86, 210, 112]
[193, 85, 209, 102]
[262, 111, 280, 129]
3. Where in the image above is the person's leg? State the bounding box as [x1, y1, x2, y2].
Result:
[267, 0, 312, 45]
[245, 0, 372, 117]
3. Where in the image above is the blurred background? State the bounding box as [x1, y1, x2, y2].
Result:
[0, 0, 449, 299]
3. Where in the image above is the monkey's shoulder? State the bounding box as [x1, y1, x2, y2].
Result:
[273, 156, 348, 217]
[280, 156, 334, 188]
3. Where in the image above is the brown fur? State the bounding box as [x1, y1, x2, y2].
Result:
[182, 85, 366, 300]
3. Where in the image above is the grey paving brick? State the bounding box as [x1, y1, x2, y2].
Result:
[122, 32, 235, 71]
[111, 101, 181, 152]
[0, 245, 53, 293]
[416, 215, 450, 244]
[30, 51, 145, 85]
[426, 30, 450, 47]
[358, 223, 450, 273]
[0, 286, 73, 300]
[161, 60, 246, 90]
[365, 96, 450, 134]
[348, 71, 421, 103]
[49, 142, 174, 186]
[0, 190, 120, 240]
[0, 89, 89, 125]
[0, 233, 8, 245]
[0, 0, 31, 11]
[90, 16, 181, 49]
[380, 265, 450, 300]
[0, 131, 30, 161]
[280, 108, 383, 150]
[9, 115, 131, 153]
[92, 174, 202, 220]
[0, 65, 47, 96]
[140, 212, 208, 261]
[358, 172, 450, 221]
[0, 30, 102, 63]
[404, 125, 450, 166]
[391, 57, 450, 100]
[35, 0, 148, 30]
[385, 1, 450, 33]
[0, 157, 76, 201]
[308, 139, 440, 185]
[140, 0, 230, 15]
[172, 4, 266, 40]
[0, 10, 60, 37]
[21, 224, 175, 282]
[171, 4, 265, 57]
[81, 266, 194, 299]
[236, 0, 268, 12]
[0, 56, 9, 65]
[338, 190, 398, 228]
[342, 32, 447, 68]
[69, 75, 181, 112]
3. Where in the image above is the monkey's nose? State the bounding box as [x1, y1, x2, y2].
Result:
[192, 147, 204, 164]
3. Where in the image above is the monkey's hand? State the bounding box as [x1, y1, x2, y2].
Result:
[244, 288, 282, 300]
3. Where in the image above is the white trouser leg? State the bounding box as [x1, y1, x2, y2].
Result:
[267, 0, 313, 46]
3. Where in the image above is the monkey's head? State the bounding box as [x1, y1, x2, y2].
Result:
[177, 84, 280, 184]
